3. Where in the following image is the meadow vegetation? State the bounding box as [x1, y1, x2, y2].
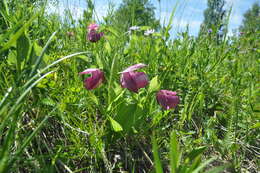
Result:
[0, 0, 259, 172]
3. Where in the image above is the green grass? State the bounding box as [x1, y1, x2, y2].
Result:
[0, 0, 259, 172]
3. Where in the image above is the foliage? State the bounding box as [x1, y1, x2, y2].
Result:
[199, 0, 227, 41]
[238, 3, 260, 59]
[110, 0, 160, 31]
[239, 2, 260, 33]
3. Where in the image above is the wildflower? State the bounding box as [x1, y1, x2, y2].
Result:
[208, 28, 213, 33]
[87, 23, 104, 42]
[144, 29, 155, 36]
[120, 63, 149, 93]
[79, 68, 105, 90]
[88, 23, 99, 31]
[87, 31, 104, 42]
[156, 90, 180, 110]
[129, 26, 140, 31]
[239, 32, 245, 36]
[113, 154, 121, 163]
[217, 29, 224, 36]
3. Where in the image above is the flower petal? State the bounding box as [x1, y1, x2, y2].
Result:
[156, 90, 180, 110]
[87, 31, 103, 42]
[120, 72, 138, 93]
[134, 72, 149, 89]
[121, 63, 147, 73]
[120, 72, 149, 93]
[79, 68, 100, 75]
[79, 69, 104, 90]
[88, 23, 99, 31]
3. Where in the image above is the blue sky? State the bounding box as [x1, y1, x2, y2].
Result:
[54, 0, 259, 37]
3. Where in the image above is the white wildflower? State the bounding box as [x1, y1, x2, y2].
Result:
[129, 26, 140, 31]
[113, 154, 121, 163]
[144, 29, 155, 36]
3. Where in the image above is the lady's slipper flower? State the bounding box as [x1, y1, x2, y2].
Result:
[87, 31, 104, 42]
[156, 90, 180, 110]
[87, 23, 104, 42]
[88, 23, 99, 31]
[120, 63, 149, 93]
[79, 68, 105, 90]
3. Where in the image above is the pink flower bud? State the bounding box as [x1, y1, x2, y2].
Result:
[79, 68, 105, 90]
[87, 31, 104, 42]
[120, 64, 149, 93]
[156, 90, 180, 110]
[88, 23, 99, 31]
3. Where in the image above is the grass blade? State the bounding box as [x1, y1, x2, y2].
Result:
[152, 134, 163, 173]
[29, 31, 57, 77]
[170, 131, 180, 173]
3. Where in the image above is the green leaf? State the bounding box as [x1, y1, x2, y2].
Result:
[16, 33, 31, 71]
[7, 50, 16, 65]
[0, 14, 38, 53]
[205, 164, 230, 173]
[149, 76, 160, 93]
[114, 103, 144, 134]
[29, 31, 57, 77]
[109, 116, 123, 132]
[140, 26, 150, 30]
[88, 92, 99, 105]
[192, 158, 216, 173]
[104, 42, 112, 54]
[96, 54, 103, 69]
[107, 89, 125, 112]
[152, 134, 163, 173]
[105, 26, 120, 38]
[170, 131, 180, 173]
[41, 98, 56, 107]
[251, 122, 260, 129]
[187, 146, 207, 162]
[76, 55, 90, 62]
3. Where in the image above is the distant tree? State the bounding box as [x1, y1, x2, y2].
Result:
[199, 0, 227, 40]
[239, 2, 260, 33]
[238, 2, 260, 52]
[110, 0, 160, 31]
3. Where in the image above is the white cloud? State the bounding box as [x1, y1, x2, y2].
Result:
[47, 2, 85, 20]
[173, 19, 201, 28]
[230, 13, 243, 25]
[159, 10, 202, 36]
[188, 6, 203, 13]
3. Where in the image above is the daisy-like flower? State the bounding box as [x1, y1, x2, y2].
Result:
[129, 26, 140, 31]
[144, 29, 155, 36]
